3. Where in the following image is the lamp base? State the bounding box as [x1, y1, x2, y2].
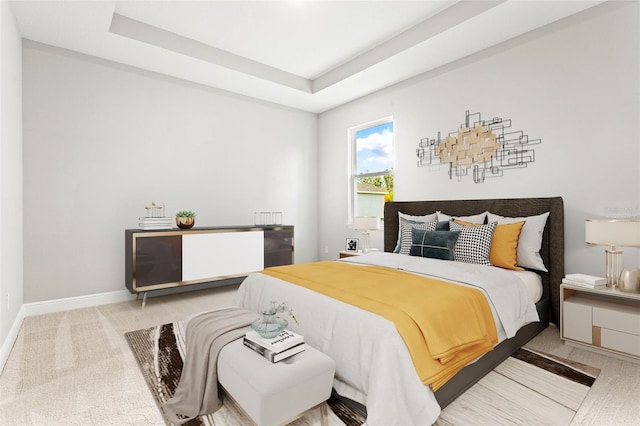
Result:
[361, 231, 371, 253]
[605, 248, 623, 288]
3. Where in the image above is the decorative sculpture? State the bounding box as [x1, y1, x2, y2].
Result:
[416, 110, 540, 183]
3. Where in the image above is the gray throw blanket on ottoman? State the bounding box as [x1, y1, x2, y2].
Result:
[163, 307, 260, 425]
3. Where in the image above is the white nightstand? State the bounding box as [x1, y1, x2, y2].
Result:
[560, 283, 640, 363]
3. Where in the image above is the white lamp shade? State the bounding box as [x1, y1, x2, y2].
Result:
[585, 219, 640, 247]
[352, 216, 380, 231]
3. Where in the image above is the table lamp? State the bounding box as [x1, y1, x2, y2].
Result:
[352, 216, 380, 253]
[585, 219, 640, 288]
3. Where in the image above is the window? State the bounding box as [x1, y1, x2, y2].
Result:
[349, 118, 394, 223]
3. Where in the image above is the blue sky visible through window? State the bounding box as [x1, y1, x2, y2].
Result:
[356, 122, 394, 175]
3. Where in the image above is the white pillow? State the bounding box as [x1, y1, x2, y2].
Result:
[487, 211, 550, 272]
[437, 211, 487, 224]
[393, 212, 437, 253]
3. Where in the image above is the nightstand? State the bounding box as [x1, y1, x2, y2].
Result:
[339, 251, 362, 259]
[560, 283, 640, 363]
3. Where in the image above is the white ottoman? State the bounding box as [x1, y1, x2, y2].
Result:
[217, 338, 336, 426]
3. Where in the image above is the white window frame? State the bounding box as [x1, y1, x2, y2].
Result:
[347, 116, 394, 226]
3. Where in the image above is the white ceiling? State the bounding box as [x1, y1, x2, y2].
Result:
[10, 0, 606, 113]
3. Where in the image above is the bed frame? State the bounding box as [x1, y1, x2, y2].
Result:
[383, 197, 564, 408]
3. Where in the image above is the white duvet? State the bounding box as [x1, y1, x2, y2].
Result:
[234, 252, 539, 425]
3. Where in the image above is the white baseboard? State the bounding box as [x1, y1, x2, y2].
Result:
[21, 290, 135, 317]
[0, 290, 136, 373]
[0, 304, 26, 374]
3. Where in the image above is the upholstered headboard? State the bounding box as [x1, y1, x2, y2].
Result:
[384, 197, 564, 324]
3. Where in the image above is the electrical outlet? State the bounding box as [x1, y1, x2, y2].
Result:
[324, 245, 329, 254]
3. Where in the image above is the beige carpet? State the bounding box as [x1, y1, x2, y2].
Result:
[2, 286, 637, 425]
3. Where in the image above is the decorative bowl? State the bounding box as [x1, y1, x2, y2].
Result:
[251, 311, 288, 338]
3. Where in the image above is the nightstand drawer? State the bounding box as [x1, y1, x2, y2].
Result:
[563, 296, 593, 344]
[601, 329, 640, 357]
[593, 300, 640, 336]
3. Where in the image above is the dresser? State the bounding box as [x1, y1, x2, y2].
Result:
[125, 225, 294, 306]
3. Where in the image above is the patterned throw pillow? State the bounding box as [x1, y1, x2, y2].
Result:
[449, 221, 497, 265]
[397, 218, 437, 255]
[393, 212, 437, 253]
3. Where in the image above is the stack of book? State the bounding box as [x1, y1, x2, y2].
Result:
[138, 216, 174, 230]
[243, 329, 305, 363]
[562, 273, 607, 288]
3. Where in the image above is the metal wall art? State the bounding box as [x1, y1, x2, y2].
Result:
[416, 110, 541, 183]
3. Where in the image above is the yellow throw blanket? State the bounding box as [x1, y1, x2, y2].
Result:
[262, 261, 497, 390]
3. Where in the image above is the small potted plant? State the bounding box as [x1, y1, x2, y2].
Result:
[175, 211, 196, 229]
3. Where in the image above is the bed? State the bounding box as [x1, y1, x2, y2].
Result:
[235, 197, 564, 425]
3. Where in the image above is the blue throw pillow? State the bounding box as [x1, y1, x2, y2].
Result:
[436, 221, 450, 231]
[409, 229, 461, 261]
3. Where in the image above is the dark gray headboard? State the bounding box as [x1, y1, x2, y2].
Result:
[384, 197, 564, 324]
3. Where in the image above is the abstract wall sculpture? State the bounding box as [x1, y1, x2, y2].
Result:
[416, 111, 541, 183]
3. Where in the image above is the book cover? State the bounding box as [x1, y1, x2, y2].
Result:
[564, 273, 607, 285]
[138, 225, 175, 230]
[562, 278, 606, 288]
[244, 329, 304, 353]
[139, 217, 174, 222]
[243, 339, 305, 362]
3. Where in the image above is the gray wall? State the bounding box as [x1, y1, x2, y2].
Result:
[318, 1, 640, 277]
[22, 42, 318, 303]
[0, 1, 24, 350]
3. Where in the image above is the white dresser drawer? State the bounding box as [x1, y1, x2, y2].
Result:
[593, 299, 640, 336]
[601, 328, 640, 357]
[563, 296, 593, 344]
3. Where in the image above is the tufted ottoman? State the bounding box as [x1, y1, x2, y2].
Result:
[217, 338, 336, 426]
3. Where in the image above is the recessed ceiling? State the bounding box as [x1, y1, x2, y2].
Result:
[10, 0, 605, 113]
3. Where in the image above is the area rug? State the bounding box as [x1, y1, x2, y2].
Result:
[125, 323, 599, 426]
[124, 322, 365, 426]
[435, 347, 600, 425]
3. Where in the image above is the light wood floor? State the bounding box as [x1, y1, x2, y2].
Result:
[0, 285, 638, 425]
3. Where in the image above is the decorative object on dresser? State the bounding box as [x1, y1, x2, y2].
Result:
[138, 216, 174, 230]
[560, 282, 640, 362]
[144, 200, 165, 218]
[254, 211, 283, 226]
[125, 225, 294, 307]
[139, 201, 173, 230]
[351, 216, 380, 253]
[416, 110, 541, 183]
[585, 219, 640, 288]
[175, 210, 196, 229]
